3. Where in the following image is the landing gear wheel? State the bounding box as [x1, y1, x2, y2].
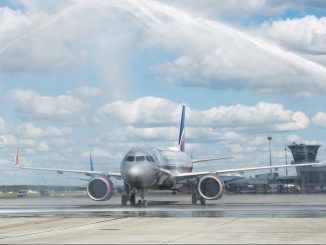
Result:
[142, 200, 147, 208]
[121, 194, 127, 206]
[191, 193, 197, 205]
[138, 199, 147, 207]
[199, 197, 206, 206]
[137, 189, 147, 208]
[130, 193, 136, 206]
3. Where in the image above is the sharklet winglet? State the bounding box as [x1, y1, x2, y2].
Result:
[15, 146, 19, 167]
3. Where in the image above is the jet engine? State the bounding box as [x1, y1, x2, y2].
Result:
[87, 177, 113, 201]
[198, 175, 224, 200]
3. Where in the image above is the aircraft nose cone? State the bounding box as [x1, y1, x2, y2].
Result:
[125, 162, 156, 189]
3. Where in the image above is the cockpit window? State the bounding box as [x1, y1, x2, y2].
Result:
[135, 156, 145, 161]
[146, 156, 155, 162]
[126, 156, 135, 161]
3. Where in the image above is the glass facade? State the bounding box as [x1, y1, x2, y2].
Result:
[288, 143, 325, 191]
[288, 143, 320, 163]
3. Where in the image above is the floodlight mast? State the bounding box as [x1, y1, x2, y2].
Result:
[267, 136, 272, 174]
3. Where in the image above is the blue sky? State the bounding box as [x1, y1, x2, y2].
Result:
[0, 0, 326, 185]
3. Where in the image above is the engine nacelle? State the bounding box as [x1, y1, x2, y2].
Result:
[198, 175, 224, 200]
[87, 177, 113, 201]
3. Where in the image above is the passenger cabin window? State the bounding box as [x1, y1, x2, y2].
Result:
[146, 156, 155, 162]
[135, 156, 145, 161]
[126, 156, 135, 161]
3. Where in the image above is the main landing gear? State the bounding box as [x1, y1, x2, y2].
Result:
[191, 192, 206, 205]
[121, 193, 138, 206]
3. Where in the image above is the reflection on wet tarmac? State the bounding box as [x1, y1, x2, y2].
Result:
[1, 194, 326, 218]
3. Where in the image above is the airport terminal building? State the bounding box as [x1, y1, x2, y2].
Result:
[288, 143, 326, 192]
[247, 143, 326, 193]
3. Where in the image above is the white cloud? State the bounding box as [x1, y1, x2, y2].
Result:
[188, 128, 241, 142]
[7, 90, 97, 124]
[17, 123, 43, 138]
[0, 135, 16, 148]
[199, 102, 309, 131]
[124, 126, 177, 141]
[160, 1, 326, 21]
[0, 119, 16, 149]
[226, 144, 257, 154]
[285, 134, 322, 145]
[127, 0, 326, 94]
[260, 16, 326, 55]
[100, 97, 310, 132]
[158, 0, 279, 23]
[49, 138, 74, 148]
[11, 0, 79, 13]
[82, 147, 123, 159]
[0, 1, 139, 100]
[0, 117, 8, 133]
[17, 123, 73, 138]
[99, 96, 179, 126]
[1, 1, 326, 94]
[19, 139, 36, 147]
[37, 141, 50, 151]
[312, 112, 326, 128]
[0, 6, 78, 72]
[108, 126, 241, 143]
[73, 85, 102, 98]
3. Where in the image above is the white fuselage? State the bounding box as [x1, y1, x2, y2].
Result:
[120, 146, 193, 190]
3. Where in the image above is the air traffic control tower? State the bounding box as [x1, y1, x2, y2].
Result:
[288, 143, 326, 192]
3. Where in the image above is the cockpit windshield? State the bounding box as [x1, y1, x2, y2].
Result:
[125, 153, 156, 162]
[126, 156, 135, 161]
[135, 156, 145, 161]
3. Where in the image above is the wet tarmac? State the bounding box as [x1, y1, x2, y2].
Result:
[1, 193, 326, 218]
[2, 194, 326, 244]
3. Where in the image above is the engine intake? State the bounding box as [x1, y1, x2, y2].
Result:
[198, 175, 224, 200]
[87, 177, 113, 201]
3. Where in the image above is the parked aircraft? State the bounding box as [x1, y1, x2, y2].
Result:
[14, 105, 324, 207]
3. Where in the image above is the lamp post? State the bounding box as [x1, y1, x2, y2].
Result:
[284, 147, 288, 177]
[284, 147, 288, 188]
[267, 136, 272, 174]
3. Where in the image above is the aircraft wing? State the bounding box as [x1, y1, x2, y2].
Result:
[14, 147, 121, 179]
[214, 162, 324, 175]
[16, 165, 122, 179]
[192, 156, 235, 163]
[160, 162, 325, 180]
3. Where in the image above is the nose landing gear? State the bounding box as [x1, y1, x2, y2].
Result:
[121, 183, 147, 207]
[138, 189, 147, 208]
[130, 193, 136, 206]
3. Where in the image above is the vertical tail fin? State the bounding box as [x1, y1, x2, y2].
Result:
[178, 105, 185, 152]
[89, 153, 94, 171]
[15, 146, 20, 167]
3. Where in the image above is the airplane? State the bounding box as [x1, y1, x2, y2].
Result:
[13, 105, 325, 207]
